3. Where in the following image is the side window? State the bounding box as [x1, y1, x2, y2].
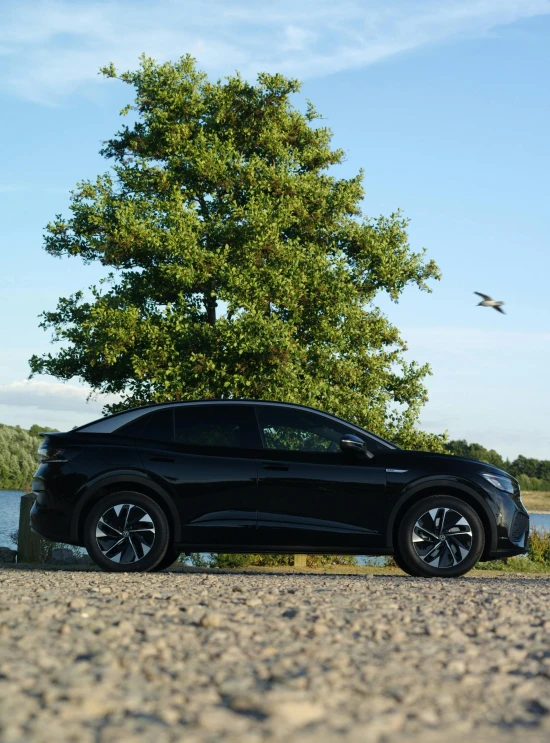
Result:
[141, 408, 174, 443]
[256, 406, 350, 453]
[174, 405, 259, 449]
[114, 412, 151, 438]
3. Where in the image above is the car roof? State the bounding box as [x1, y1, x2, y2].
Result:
[74, 398, 397, 449]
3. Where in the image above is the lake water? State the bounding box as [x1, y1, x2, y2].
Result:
[0, 490, 22, 548]
[2, 489, 550, 555]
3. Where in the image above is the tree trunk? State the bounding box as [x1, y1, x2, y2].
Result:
[18, 493, 42, 563]
[205, 283, 217, 326]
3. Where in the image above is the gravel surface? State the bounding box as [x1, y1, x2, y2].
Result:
[1, 568, 550, 743]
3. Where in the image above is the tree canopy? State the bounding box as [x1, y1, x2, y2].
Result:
[30, 54, 443, 449]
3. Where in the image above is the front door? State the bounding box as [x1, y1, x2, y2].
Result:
[135, 404, 261, 549]
[255, 405, 387, 550]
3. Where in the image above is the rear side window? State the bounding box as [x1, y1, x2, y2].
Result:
[141, 408, 174, 443]
[175, 405, 258, 448]
[115, 413, 151, 438]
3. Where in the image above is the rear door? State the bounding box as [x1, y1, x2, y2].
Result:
[134, 404, 261, 548]
[254, 404, 387, 550]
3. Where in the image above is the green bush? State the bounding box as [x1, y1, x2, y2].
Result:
[183, 553, 359, 568]
[476, 527, 550, 571]
[527, 527, 550, 564]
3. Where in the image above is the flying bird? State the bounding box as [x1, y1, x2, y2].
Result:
[474, 292, 505, 314]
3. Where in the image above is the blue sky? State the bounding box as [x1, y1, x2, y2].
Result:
[0, 0, 549, 458]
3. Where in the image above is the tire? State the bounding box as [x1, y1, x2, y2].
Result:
[150, 547, 181, 572]
[84, 491, 171, 573]
[391, 546, 421, 576]
[396, 495, 485, 578]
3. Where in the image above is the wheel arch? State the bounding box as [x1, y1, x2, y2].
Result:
[386, 478, 497, 560]
[70, 472, 181, 545]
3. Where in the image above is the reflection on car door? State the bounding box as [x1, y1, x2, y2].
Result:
[254, 404, 387, 549]
[135, 404, 261, 548]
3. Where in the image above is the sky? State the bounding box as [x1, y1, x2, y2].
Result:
[0, 0, 549, 458]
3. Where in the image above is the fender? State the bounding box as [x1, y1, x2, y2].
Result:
[385, 476, 498, 552]
[70, 470, 181, 543]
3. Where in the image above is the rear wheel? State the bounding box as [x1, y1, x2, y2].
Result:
[391, 546, 421, 576]
[84, 491, 170, 573]
[396, 495, 484, 578]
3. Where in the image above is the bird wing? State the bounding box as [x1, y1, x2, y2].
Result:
[474, 292, 492, 300]
[494, 305, 506, 314]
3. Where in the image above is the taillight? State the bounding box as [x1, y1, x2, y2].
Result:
[38, 442, 68, 463]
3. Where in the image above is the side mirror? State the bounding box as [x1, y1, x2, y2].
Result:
[340, 435, 375, 459]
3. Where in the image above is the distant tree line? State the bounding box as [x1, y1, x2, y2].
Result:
[0, 424, 58, 491]
[445, 440, 550, 492]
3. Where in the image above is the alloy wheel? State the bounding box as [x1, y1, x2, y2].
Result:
[412, 507, 473, 569]
[95, 503, 156, 564]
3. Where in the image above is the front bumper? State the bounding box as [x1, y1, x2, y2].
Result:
[482, 506, 530, 561]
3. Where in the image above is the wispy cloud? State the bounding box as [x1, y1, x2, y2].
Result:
[0, 185, 27, 193]
[0, 379, 119, 413]
[0, 0, 549, 104]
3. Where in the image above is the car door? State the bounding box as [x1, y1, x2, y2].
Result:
[255, 404, 387, 549]
[134, 404, 261, 548]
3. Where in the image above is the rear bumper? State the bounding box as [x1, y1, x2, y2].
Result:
[30, 495, 77, 546]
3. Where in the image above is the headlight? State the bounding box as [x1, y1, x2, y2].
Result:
[480, 472, 515, 494]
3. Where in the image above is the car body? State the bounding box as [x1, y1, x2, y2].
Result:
[30, 399, 529, 576]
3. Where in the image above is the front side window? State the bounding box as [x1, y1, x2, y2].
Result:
[175, 405, 258, 449]
[256, 406, 351, 453]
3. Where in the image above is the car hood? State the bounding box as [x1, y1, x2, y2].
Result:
[392, 450, 514, 479]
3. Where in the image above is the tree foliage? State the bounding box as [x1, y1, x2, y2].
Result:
[0, 424, 56, 491]
[30, 54, 444, 449]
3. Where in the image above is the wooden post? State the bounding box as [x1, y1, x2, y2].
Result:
[294, 554, 307, 568]
[18, 494, 42, 563]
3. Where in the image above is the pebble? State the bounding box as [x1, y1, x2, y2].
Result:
[1, 567, 550, 742]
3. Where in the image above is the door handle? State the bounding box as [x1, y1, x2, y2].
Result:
[149, 456, 176, 463]
[262, 463, 289, 471]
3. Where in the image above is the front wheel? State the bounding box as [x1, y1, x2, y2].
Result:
[84, 491, 170, 573]
[396, 495, 485, 578]
[150, 547, 180, 572]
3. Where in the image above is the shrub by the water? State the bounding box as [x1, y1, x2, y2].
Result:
[186, 553, 359, 568]
[526, 527, 550, 564]
[475, 527, 550, 572]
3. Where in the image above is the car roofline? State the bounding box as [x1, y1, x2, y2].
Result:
[73, 398, 398, 449]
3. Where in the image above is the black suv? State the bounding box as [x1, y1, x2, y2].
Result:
[30, 400, 529, 576]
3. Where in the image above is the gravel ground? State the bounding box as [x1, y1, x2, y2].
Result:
[1, 568, 550, 743]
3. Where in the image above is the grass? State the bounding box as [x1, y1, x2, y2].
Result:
[521, 491, 550, 513]
[475, 557, 550, 573]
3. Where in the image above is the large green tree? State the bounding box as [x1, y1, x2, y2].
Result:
[30, 55, 443, 449]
